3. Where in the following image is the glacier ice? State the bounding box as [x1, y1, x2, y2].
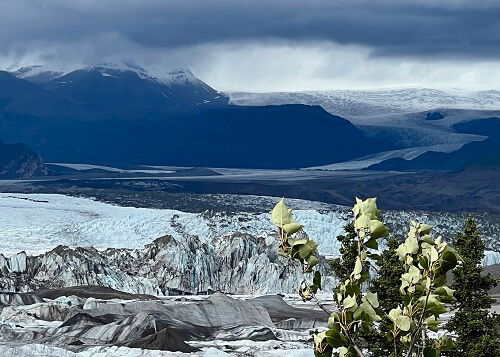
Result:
[0, 193, 498, 296]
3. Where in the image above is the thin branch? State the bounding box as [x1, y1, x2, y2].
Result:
[406, 281, 432, 357]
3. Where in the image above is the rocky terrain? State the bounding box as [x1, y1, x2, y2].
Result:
[0, 288, 325, 356]
[0, 141, 47, 178]
[0, 234, 334, 296]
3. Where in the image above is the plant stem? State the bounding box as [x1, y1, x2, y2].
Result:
[406, 282, 432, 357]
[346, 333, 366, 357]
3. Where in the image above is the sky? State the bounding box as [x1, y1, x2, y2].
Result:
[1, 0, 499, 92]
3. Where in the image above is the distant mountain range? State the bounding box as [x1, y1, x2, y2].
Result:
[7, 62, 228, 117]
[0, 62, 393, 168]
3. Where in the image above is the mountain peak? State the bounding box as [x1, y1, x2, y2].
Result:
[7, 61, 205, 88]
[9, 64, 66, 83]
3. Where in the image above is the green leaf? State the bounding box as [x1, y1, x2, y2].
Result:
[442, 244, 462, 262]
[364, 237, 379, 250]
[424, 315, 442, 332]
[365, 292, 380, 308]
[271, 198, 293, 227]
[357, 197, 380, 219]
[339, 347, 349, 357]
[396, 315, 411, 332]
[424, 294, 448, 316]
[313, 271, 322, 290]
[419, 256, 429, 270]
[306, 255, 320, 270]
[429, 246, 439, 263]
[345, 283, 361, 297]
[421, 235, 435, 245]
[353, 301, 381, 323]
[368, 220, 388, 239]
[283, 222, 302, 235]
[389, 307, 402, 322]
[406, 236, 419, 254]
[298, 243, 314, 259]
[328, 312, 341, 330]
[353, 257, 362, 275]
[439, 335, 454, 351]
[355, 214, 370, 230]
[325, 328, 345, 348]
[440, 251, 458, 273]
[420, 224, 433, 235]
[288, 238, 309, 247]
[435, 286, 454, 297]
[396, 244, 408, 260]
[343, 295, 358, 311]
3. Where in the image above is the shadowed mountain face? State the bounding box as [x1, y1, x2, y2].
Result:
[41, 65, 228, 117]
[0, 140, 47, 178]
[38, 105, 392, 168]
[128, 104, 389, 168]
[0, 65, 393, 168]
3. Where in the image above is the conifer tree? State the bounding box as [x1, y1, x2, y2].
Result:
[369, 236, 406, 356]
[329, 223, 358, 288]
[445, 215, 500, 357]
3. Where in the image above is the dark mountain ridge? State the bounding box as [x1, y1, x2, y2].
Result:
[0, 64, 394, 168]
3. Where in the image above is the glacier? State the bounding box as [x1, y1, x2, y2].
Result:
[228, 89, 500, 119]
[0, 193, 498, 263]
[0, 193, 498, 296]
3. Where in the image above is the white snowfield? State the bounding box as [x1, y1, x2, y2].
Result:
[0, 193, 348, 257]
[0, 193, 498, 265]
[228, 88, 500, 119]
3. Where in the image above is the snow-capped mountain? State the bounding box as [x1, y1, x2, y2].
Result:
[9, 61, 223, 96]
[9, 65, 66, 83]
[228, 88, 500, 119]
[40, 63, 228, 115]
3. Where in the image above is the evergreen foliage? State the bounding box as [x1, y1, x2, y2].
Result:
[329, 223, 358, 289]
[369, 236, 406, 356]
[445, 215, 500, 357]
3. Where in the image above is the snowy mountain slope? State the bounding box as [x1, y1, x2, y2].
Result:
[8, 61, 224, 98]
[228, 89, 500, 119]
[9, 65, 66, 83]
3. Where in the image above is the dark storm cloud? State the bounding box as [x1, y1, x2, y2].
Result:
[1, 0, 499, 60]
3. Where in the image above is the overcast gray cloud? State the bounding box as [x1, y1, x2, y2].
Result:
[0, 0, 499, 91]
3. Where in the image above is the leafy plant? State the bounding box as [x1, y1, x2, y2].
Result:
[271, 197, 461, 357]
[271, 198, 322, 303]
